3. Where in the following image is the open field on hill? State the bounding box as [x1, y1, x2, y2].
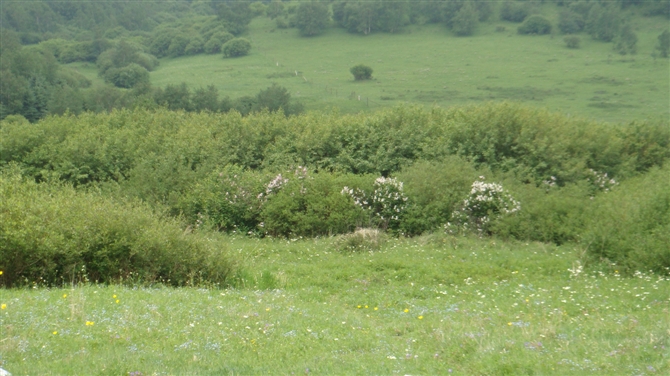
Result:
[69, 14, 669, 123]
[1, 235, 668, 375]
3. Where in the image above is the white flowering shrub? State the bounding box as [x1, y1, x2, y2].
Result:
[446, 176, 520, 235]
[342, 177, 408, 230]
[586, 169, 618, 193]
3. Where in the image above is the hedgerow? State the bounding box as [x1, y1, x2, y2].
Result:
[1, 103, 668, 273]
[0, 168, 237, 288]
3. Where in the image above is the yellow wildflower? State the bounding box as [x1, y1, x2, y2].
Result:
[418, 316, 424, 320]
[404, 308, 409, 313]
[0, 270, 3, 275]
[63, 294, 67, 298]
[85, 321, 94, 326]
[374, 307, 378, 311]
[1, 304, 6, 310]
[52, 331, 58, 335]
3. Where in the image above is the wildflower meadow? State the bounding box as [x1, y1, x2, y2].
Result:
[1, 236, 668, 375]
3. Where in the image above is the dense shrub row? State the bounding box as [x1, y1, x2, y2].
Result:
[1, 103, 668, 274]
[0, 168, 237, 288]
[4, 103, 666, 188]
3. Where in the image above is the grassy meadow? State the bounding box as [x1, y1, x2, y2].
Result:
[68, 13, 670, 123]
[4, 4, 670, 375]
[1, 235, 668, 375]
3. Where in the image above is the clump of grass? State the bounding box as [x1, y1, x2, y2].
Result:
[333, 228, 388, 252]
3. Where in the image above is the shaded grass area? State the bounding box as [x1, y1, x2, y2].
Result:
[2, 236, 668, 374]
[131, 16, 670, 123]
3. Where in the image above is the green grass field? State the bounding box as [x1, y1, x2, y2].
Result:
[2, 235, 668, 375]
[124, 15, 669, 123]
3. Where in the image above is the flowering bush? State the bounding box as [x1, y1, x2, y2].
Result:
[342, 177, 408, 230]
[586, 169, 618, 193]
[446, 177, 520, 235]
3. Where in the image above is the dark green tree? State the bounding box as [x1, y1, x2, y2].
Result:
[216, 1, 253, 35]
[587, 4, 622, 42]
[295, 1, 330, 36]
[518, 15, 552, 35]
[254, 84, 293, 113]
[375, 0, 410, 33]
[500, 2, 529, 23]
[192, 85, 221, 112]
[222, 38, 251, 57]
[204, 31, 234, 54]
[350, 64, 373, 80]
[451, 1, 478, 36]
[655, 30, 670, 57]
[558, 10, 586, 34]
[615, 24, 638, 55]
[266, 0, 285, 19]
[103, 63, 150, 88]
[155, 83, 192, 111]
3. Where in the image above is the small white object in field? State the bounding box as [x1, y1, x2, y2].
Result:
[0, 367, 11, 376]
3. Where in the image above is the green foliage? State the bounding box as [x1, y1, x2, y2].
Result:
[350, 64, 373, 80]
[446, 177, 520, 235]
[451, 1, 479, 37]
[334, 0, 409, 34]
[216, 1, 253, 35]
[558, 9, 586, 34]
[564, 35, 581, 49]
[492, 182, 590, 245]
[97, 40, 158, 78]
[500, 2, 529, 23]
[518, 15, 552, 35]
[295, 1, 330, 37]
[396, 158, 481, 236]
[177, 166, 269, 234]
[655, 30, 669, 57]
[260, 171, 369, 237]
[254, 83, 303, 115]
[154, 83, 193, 111]
[582, 165, 670, 274]
[615, 24, 638, 55]
[204, 31, 234, 54]
[266, 0, 285, 19]
[222, 38, 251, 58]
[587, 4, 622, 42]
[0, 168, 236, 287]
[103, 63, 150, 88]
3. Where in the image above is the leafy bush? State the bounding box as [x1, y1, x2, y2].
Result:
[254, 83, 303, 115]
[500, 2, 529, 23]
[581, 165, 670, 275]
[350, 64, 373, 81]
[177, 166, 269, 234]
[518, 15, 552, 35]
[104, 63, 150, 88]
[446, 177, 520, 236]
[564, 35, 581, 49]
[204, 31, 234, 54]
[260, 170, 369, 237]
[491, 182, 590, 245]
[342, 176, 408, 231]
[222, 38, 251, 57]
[333, 228, 388, 252]
[558, 10, 586, 34]
[396, 158, 481, 235]
[0, 169, 237, 288]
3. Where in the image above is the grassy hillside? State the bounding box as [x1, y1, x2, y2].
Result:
[124, 15, 670, 123]
[1, 235, 668, 374]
